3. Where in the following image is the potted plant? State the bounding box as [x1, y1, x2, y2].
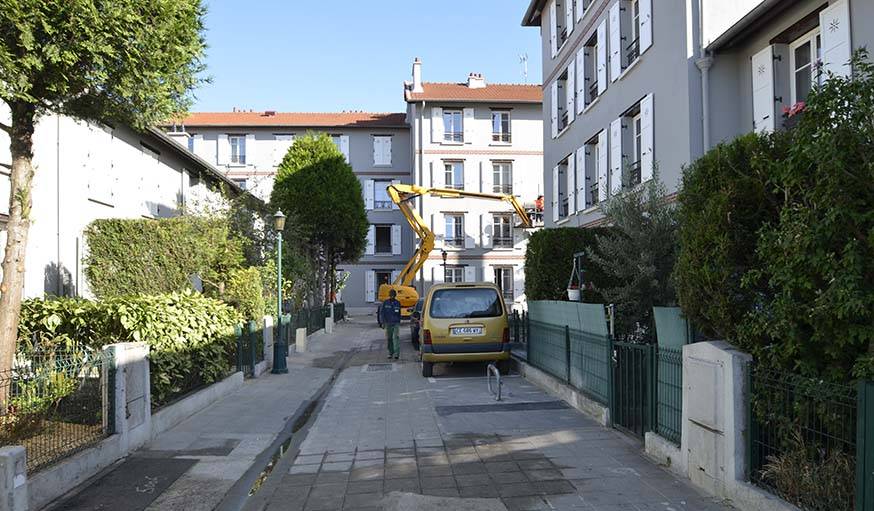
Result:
[567, 283, 581, 302]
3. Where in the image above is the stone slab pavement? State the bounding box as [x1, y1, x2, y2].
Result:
[254, 320, 734, 511]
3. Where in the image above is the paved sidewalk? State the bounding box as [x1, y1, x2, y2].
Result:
[257, 322, 733, 511]
[50, 317, 374, 511]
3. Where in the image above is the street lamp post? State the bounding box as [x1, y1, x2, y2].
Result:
[272, 211, 288, 374]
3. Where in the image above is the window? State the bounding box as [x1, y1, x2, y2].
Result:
[628, 0, 641, 64]
[630, 112, 643, 187]
[232, 178, 248, 190]
[373, 179, 392, 209]
[584, 134, 603, 207]
[443, 110, 463, 142]
[429, 287, 503, 318]
[493, 215, 513, 248]
[444, 161, 464, 190]
[374, 225, 392, 254]
[229, 135, 246, 164]
[444, 266, 464, 283]
[491, 111, 511, 143]
[444, 214, 464, 248]
[557, 69, 569, 131]
[584, 20, 607, 106]
[373, 135, 392, 166]
[790, 29, 822, 104]
[558, 158, 569, 219]
[585, 37, 599, 105]
[494, 267, 514, 301]
[375, 270, 393, 288]
[492, 162, 512, 194]
[187, 136, 194, 153]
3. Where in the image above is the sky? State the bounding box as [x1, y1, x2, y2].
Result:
[192, 0, 543, 114]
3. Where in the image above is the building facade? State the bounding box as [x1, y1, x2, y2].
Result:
[165, 112, 414, 312]
[0, 107, 245, 299]
[404, 59, 544, 310]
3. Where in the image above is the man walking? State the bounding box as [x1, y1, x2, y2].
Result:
[381, 289, 401, 359]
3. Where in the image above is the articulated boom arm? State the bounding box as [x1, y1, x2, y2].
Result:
[386, 183, 533, 288]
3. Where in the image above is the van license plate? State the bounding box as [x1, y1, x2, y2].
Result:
[451, 327, 483, 336]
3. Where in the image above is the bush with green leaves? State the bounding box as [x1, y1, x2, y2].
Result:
[18, 292, 240, 406]
[524, 227, 615, 302]
[223, 267, 265, 321]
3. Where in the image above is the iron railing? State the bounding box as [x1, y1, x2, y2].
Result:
[493, 236, 513, 248]
[235, 321, 265, 377]
[588, 80, 598, 103]
[492, 184, 513, 195]
[626, 37, 640, 64]
[627, 160, 642, 188]
[655, 346, 683, 445]
[589, 181, 599, 206]
[444, 131, 463, 143]
[0, 350, 109, 473]
[492, 132, 512, 143]
[509, 311, 529, 360]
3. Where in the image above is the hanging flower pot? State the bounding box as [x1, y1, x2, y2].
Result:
[567, 285, 581, 302]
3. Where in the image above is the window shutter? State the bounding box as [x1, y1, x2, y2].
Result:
[575, 0, 584, 21]
[639, 0, 652, 54]
[640, 93, 654, 182]
[566, 59, 576, 125]
[481, 214, 492, 248]
[432, 213, 444, 249]
[192, 134, 205, 161]
[391, 179, 400, 209]
[550, 0, 558, 57]
[245, 134, 256, 166]
[217, 134, 229, 165]
[464, 161, 476, 191]
[464, 266, 476, 283]
[550, 82, 559, 138]
[431, 161, 443, 188]
[339, 135, 350, 162]
[431, 107, 444, 142]
[751, 45, 775, 133]
[462, 108, 474, 144]
[366, 271, 375, 302]
[552, 165, 560, 222]
[373, 137, 381, 165]
[598, 130, 608, 203]
[366, 225, 375, 255]
[481, 162, 493, 194]
[565, 0, 574, 37]
[597, 20, 608, 94]
[364, 179, 375, 210]
[576, 147, 587, 211]
[609, 118, 623, 196]
[464, 214, 475, 248]
[576, 49, 586, 114]
[391, 225, 401, 255]
[819, 0, 851, 78]
[273, 134, 293, 166]
[566, 155, 576, 215]
[385, 136, 392, 165]
[609, 2, 622, 82]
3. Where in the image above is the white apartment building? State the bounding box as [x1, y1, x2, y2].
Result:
[0, 106, 246, 299]
[404, 59, 544, 309]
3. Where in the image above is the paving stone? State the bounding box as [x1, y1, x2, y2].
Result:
[383, 477, 420, 492]
[386, 448, 414, 458]
[459, 485, 500, 498]
[325, 453, 355, 463]
[352, 459, 384, 469]
[420, 476, 456, 490]
[385, 464, 417, 479]
[346, 480, 383, 495]
[451, 462, 487, 475]
[455, 473, 493, 487]
[342, 492, 383, 508]
[498, 482, 539, 498]
[491, 471, 527, 484]
[284, 474, 317, 487]
[309, 482, 347, 498]
[289, 464, 320, 474]
[315, 471, 349, 484]
[532, 480, 575, 495]
[354, 450, 385, 461]
[422, 487, 460, 497]
[517, 459, 554, 471]
[419, 454, 450, 466]
[304, 494, 344, 511]
[501, 496, 550, 511]
[350, 467, 384, 481]
[322, 461, 353, 472]
[294, 454, 325, 465]
[485, 461, 519, 473]
[419, 465, 452, 478]
[524, 469, 564, 481]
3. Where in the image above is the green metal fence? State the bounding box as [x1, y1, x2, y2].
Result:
[509, 311, 529, 360]
[749, 367, 857, 511]
[655, 345, 683, 445]
[307, 306, 325, 335]
[235, 321, 264, 377]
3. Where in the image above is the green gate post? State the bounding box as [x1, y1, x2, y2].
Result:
[525, 312, 531, 361]
[248, 320, 257, 372]
[857, 381, 874, 511]
[607, 334, 615, 427]
[234, 324, 243, 373]
[647, 344, 656, 435]
[565, 325, 571, 384]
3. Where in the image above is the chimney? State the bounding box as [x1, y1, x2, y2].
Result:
[263, 110, 276, 117]
[412, 57, 423, 93]
[467, 72, 486, 89]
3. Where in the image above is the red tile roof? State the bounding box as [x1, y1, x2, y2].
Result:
[169, 112, 408, 128]
[404, 82, 542, 103]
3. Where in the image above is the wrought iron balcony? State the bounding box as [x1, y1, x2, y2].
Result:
[626, 37, 640, 65]
[627, 160, 642, 188]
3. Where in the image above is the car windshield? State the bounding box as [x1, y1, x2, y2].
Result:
[429, 288, 503, 319]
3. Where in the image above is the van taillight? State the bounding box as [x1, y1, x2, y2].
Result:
[502, 327, 510, 344]
[423, 329, 432, 345]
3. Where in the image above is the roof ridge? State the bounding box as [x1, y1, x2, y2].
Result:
[421, 81, 541, 87]
[184, 111, 406, 115]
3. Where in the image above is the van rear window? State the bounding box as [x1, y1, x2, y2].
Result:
[429, 288, 503, 319]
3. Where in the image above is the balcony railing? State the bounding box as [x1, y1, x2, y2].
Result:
[627, 160, 642, 188]
[374, 200, 393, 209]
[493, 236, 513, 248]
[492, 132, 512, 143]
[626, 37, 640, 65]
[589, 181, 599, 206]
[493, 184, 513, 195]
[444, 237, 464, 248]
[560, 198, 569, 218]
[445, 182, 464, 191]
[230, 154, 246, 165]
[588, 80, 599, 103]
[444, 131, 463, 143]
[559, 110, 569, 131]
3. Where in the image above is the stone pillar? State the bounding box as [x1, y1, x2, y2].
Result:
[0, 446, 27, 511]
[295, 327, 307, 353]
[325, 317, 334, 335]
[263, 315, 274, 371]
[102, 342, 151, 453]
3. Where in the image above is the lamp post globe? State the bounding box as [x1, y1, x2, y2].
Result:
[271, 210, 288, 374]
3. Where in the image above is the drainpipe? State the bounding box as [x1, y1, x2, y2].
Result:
[696, 55, 714, 152]
[417, 100, 425, 295]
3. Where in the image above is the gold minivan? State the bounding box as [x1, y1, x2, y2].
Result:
[419, 282, 510, 377]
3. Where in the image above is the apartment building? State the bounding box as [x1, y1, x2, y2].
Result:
[164, 112, 414, 312]
[404, 59, 544, 310]
[0, 107, 245, 299]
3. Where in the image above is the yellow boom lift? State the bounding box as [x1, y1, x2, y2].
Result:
[379, 183, 534, 318]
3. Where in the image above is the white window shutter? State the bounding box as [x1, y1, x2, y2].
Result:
[597, 20, 608, 94]
[639, 0, 652, 54]
[462, 108, 474, 144]
[245, 134, 256, 166]
[576, 147, 587, 211]
[464, 266, 476, 283]
[366, 271, 375, 302]
[273, 134, 293, 166]
[640, 93, 654, 182]
[565, 0, 574, 37]
[464, 214, 475, 248]
[481, 214, 492, 248]
[431, 107, 444, 142]
[339, 135, 350, 162]
[391, 225, 401, 255]
[550, 0, 558, 57]
[575, 0, 584, 21]
[552, 165, 560, 222]
[217, 134, 229, 165]
[609, 2, 622, 82]
[193, 134, 206, 161]
[391, 179, 400, 209]
[819, 0, 851, 78]
[431, 162, 444, 188]
[550, 81, 559, 138]
[463, 162, 476, 191]
[598, 130, 608, 203]
[609, 118, 623, 195]
[373, 137, 380, 164]
[366, 225, 375, 255]
[751, 45, 775, 133]
[385, 136, 392, 165]
[481, 162, 493, 193]
[432, 213, 444, 249]
[566, 155, 576, 215]
[364, 179, 375, 210]
[566, 60, 576, 125]
[576, 49, 586, 114]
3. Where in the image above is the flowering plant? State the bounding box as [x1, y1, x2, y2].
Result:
[782, 101, 806, 118]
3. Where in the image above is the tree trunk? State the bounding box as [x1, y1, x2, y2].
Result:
[0, 101, 36, 408]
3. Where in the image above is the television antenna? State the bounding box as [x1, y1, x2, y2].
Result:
[519, 53, 529, 83]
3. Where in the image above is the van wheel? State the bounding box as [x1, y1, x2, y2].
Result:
[422, 361, 434, 378]
[497, 359, 511, 375]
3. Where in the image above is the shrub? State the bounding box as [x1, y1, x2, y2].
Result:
[223, 267, 265, 321]
[524, 227, 615, 302]
[18, 292, 240, 406]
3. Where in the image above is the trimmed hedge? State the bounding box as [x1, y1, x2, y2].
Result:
[19, 292, 240, 407]
[524, 227, 616, 302]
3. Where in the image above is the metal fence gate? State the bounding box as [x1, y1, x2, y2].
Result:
[611, 341, 654, 438]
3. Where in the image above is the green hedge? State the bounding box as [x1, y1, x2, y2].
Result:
[19, 292, 241, 407]
[524, 227, 616, 302]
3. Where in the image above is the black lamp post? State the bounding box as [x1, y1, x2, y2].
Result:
[441, 249, 447, 267]
[271, 211, 288, 374]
